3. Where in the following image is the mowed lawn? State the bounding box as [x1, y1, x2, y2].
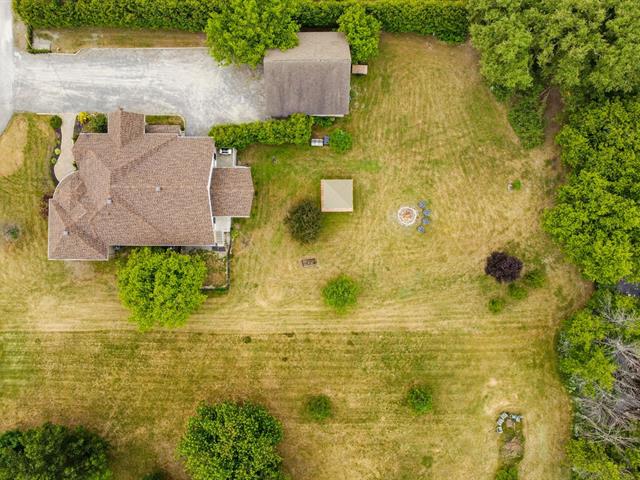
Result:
[0, 35, 592, 479]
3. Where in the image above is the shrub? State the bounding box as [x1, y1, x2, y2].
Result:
[85, 113, 108, 133]
[209, 114, 313, 150]
[522, 268, 546, 289]
[304, 394, 333, 422]
[495, 465, 518, 480]
[0, 422, 111, 479]
[406, 384, 433, 414]
[77, 112, 90, 124]
[322, 274, 359, 313]
[3, 225, 20, 241]
[329, 128, 353, 153]
[49, 115, 62, 130]
[14, 0, 469, 43]
[507, 283, 528, 300]
[178, 401, 284, 480]
[285, 199, 322, 243]
[205, 0, 299, 67]
[485, 252, 523, 283]
[40, 192, 53, 219]
[511, 179, 522, 191]
[117, 247, 207, 331]
[507, 87, 545, 149]
[338, 4, 381, 63]
[312, 116, 335, 128]
[488, 297, 506, 314]
[54, 148, 61, 155]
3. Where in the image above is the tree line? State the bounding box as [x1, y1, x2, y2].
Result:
[470, 1, 640, 478]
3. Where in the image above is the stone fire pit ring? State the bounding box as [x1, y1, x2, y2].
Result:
[397, 206, 418, 226]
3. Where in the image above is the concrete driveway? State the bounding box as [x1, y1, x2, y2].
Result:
[0, 0, 15, 134]
[13, 48, 266, 135]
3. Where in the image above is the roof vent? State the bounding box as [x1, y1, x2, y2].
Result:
[106, 197, 112, 205]
[62, 229, 69, 236]
[155, 186, 161, 192]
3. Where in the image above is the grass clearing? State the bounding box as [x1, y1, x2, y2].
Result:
[0, 35, 591, 479]
[35, 28, 205, 53]
[0, 116, 28, 177]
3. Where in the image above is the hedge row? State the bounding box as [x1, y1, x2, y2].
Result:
[298, 0, 468, 42]
[209, 114, 314, 150]
[14, 0, 468, 43]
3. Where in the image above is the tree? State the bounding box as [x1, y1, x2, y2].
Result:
[117, 248, 207, 331]
[469, 0, 640, 97]
[285, 199, 322, 243]
[537, 0, 640, 96]
[468, 0, 537, 94]
[567, 439, 627, 480]
[544, 98, 640, 284]
[322, 274, 359, 313]
[337, 4, 381, 64]
[205, 0, 299, 67]
[484, 252, 523, 283]
[178, 402, 284, 480]
[0, 422, 111, 480]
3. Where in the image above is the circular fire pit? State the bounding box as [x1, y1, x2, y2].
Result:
[397, 206, 418, 226]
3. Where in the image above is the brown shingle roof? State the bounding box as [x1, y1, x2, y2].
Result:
[145, 124, 182, 134]
[48, 110, 219, 260]
[210, 168, 254, 217]
[264, 32, 351, 117]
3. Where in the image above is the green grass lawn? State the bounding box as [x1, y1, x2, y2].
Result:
[0, 35, 591, 479]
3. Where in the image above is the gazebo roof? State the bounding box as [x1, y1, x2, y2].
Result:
[321, 179, 353, 212]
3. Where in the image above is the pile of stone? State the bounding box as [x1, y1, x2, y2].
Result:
[496, 411, 522, 433]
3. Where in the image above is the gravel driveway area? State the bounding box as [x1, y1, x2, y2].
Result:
[12, 48, 266, 135]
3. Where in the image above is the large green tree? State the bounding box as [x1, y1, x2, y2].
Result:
[537, 0, 640, 96]
[337, 4, 381, 64]
[468, 0, 537, 94]
[117, 247, 207, 330]
[469, 0, 640, 97]
[205, 0, 299, 67]
[178, 402, 284, 480]
[0, 423, 111, 480]
[543, 99, 640, 284]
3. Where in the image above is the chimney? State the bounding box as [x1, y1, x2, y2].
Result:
[155, 186, 161, 192]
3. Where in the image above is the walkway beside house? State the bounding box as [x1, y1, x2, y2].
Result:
[53, 112, 76, 181]
[0, 0, 15, 134]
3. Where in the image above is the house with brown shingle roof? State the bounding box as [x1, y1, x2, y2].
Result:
[48, 109, 253, 260]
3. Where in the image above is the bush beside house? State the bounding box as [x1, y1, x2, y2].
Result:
[338, 4, 381, 64]
[209, 114, 313, 150]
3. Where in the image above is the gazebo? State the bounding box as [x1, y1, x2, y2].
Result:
[321, 179, 353, 212]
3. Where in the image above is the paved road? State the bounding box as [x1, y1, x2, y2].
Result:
[0, 0, 266, 136]
[0, 0, 15, 134]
